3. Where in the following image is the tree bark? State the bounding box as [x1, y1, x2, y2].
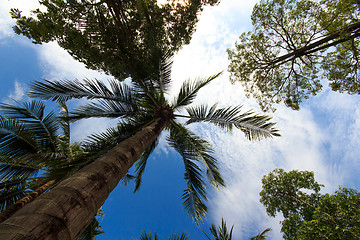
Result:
[0, 180, 55, 224]
[0, 117, 166, 240]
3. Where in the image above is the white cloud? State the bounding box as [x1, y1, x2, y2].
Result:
[6, 80, 27, 102]
[37, 42, 107, 81]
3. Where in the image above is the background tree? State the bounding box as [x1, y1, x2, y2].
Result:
[0, 54, 279, 239]
[260, 168, 360, 239]
[228, 0, 360, 110]
[10, 0, 219, 81]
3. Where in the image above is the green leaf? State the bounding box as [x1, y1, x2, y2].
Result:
[185, 104, 280, 141]
[172, 72, 222, 109]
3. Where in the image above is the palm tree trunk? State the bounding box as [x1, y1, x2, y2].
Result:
[0, 117, 167, 240]
[0, 180, 55, 223]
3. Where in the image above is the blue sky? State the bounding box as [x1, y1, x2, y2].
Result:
[1, 0, 360, 239]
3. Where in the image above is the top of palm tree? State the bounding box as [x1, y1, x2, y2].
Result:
[29, 52, 279, 224]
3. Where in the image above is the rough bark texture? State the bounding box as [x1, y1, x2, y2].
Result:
[0, 180, 55, 224]
[0, 118, 166, 240]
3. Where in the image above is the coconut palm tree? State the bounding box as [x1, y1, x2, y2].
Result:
[204, 219, 271, 240]
[0, 100, 104, 239]
[0, 54, 279, 240]
[136, 232, 188, 240]
[204, 218, 233, 240]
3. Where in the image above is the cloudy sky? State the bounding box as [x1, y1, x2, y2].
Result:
[1, 0, 360, 239]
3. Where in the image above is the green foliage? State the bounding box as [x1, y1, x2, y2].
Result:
[11, 0, 219, 81]
[204, 218, 234, 240]
[260, 168, 360, 239]
[136, 231, 188, 240]
[228, 0, 360, 111]
[204, 219, 271, 240]
[249, 228, 272, 240]
[30, 53, 279, 224]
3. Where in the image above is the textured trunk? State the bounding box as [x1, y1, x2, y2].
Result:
[0, 180, 55, 223]
[0, 118, 166, 240]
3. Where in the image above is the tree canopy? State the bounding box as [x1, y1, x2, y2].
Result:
[11, 0, 219, 81]
[228, 0, 360, 110]
[260, 169, 360, 239]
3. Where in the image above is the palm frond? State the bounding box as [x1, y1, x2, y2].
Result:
[167, 233, 188, 240]
[249, 228, 272, 240]
[169, 121, 225, 189]
[172, 72, 222, 109]
[206, 219, 234, 240]
[0, 117, 38, 159]
[0, 161, 40, 181]
[0, 101, 59, 150]
[81, 121, 142, 158]
[121, 174, 135, 187]
[153, 52, 174, 94]
[69, 99, 138, 121]
[185, 104, 280, 141]
[167, 122, 210, 224]
[139, 231, 159, 240]
[29, 78, 134, 103]
[0, 178, 29, 212]
[134, 138, 159, 192]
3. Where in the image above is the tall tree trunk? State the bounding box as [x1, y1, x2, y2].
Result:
[0, 180, 55, 223]
[0, 117, 166, 240]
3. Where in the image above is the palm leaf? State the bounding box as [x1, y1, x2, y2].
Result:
[167, 122, 209, 224]
[0, 161, 40, 181]
[121, 174, 135, 187]
[0, 117, 38, 159]
[249, 228, 272, 240]
[169, 122, 225, 189]
[150, 51, 174, 94]
[68, 99, 138, 121]
[185, 104, 280, 141]
[0, 101, 59, 151]
[81, 121, 143, 158]
[29, 78, 135, 104]
[139, 231, 159, 240]
[167, 233, 188, 240]
[134, 138, 159, 192]
[172, 72, 222, 109]
[205, 218, 234, 240]
[0, 178, 29, 212]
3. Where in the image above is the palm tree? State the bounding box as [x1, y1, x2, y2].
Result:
[204, 219, 271, 240]
[204, 218, 233, 240]
[136, 231, 188, 240]
[0, 100, 104, 239]
[0, 54, 279, 240]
